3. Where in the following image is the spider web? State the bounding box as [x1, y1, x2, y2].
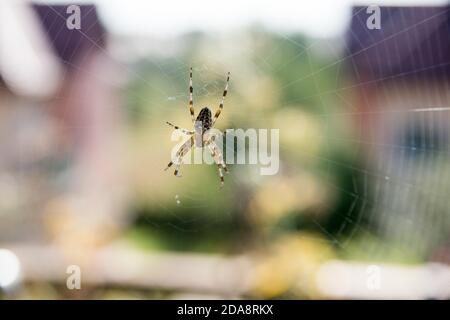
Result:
[8, 1, 450, 272]
[118, 4, 450, 262]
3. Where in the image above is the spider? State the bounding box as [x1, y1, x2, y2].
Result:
[164, 67, 230, 186]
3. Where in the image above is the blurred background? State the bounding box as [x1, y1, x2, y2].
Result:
[1, 0, 450, 299]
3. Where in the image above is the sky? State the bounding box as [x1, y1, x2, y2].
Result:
[33, 0, 449, 38]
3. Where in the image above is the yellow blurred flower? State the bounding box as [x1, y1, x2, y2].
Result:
[248, 174, 329, 226]
[273, 108, 324, 158]
[251, 233, 335, 298]
[42, 195, 119, 264]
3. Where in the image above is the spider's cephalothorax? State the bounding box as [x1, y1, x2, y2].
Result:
[195, 107, 212, 134]
[165, 68, 230, 186]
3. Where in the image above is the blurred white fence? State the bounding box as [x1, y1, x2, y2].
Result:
[1, 243, 450, 299]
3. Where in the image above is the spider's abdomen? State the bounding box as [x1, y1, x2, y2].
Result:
[196, 107, 212, 133]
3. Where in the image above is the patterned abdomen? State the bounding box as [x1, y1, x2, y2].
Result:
[196, 107, 212, 133]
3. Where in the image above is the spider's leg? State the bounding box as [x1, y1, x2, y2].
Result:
[207, 140, 227, 186]
[208, 147, 225, 186]
[166, 121, 194, 135]
[164, 161, 174, 171]
[174, 144, 193, 177]
[173, 155, 188, 177]
[208, 139, 228, 173]
[164, 136, 194, 177]
[212, 72, 230, 126]
[188, 67, 195, 123]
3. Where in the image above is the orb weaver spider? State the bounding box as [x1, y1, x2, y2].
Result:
[164, 68, 230, 186]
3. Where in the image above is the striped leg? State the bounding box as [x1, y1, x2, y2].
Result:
[212, 72, 230, 126]
[208, 138, 228, 173]
[207, 140, 228, 186]
[164, 136, 194, 177]
[188, 67, 195, 123]
[166, 121, 194, 135]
